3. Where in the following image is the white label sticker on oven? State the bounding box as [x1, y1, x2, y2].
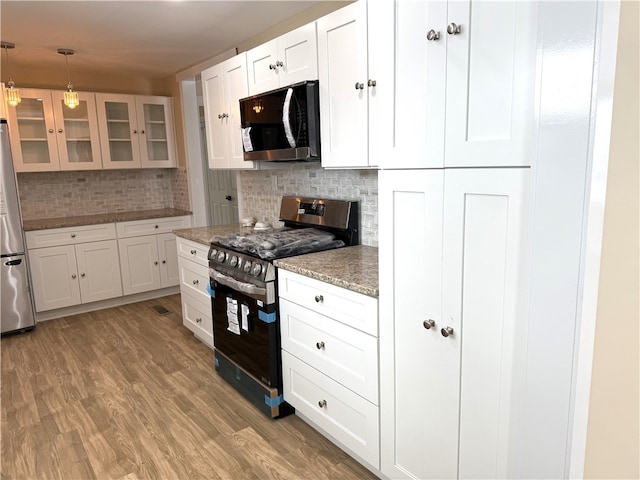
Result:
[242, 127, 253, 152]
[226, 298, 240, 335]
[241, 304, 249, 332]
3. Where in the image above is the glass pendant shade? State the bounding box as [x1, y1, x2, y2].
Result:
[64, 86, 79, 109]
[1, 41, 21, 107]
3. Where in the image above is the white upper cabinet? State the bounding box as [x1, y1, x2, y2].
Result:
[8, 88, 102, 172]
[317, 1, 393, 169]
[95, 93, 177, 169]
[247, 22, 318, 95]
[201, 54, 255, 170]
[378, 0, 538, 169]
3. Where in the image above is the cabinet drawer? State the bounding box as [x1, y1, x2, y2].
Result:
[176, 237, 209, 264]
[116, 215, 191, 237]
[278, 269, 378, 336]
[181, 291, 213, 347]
[26, 223, 116, 249]
[282, 351, 380, 470]
[178, 258, 210, 302]
[280, 298, 378, 404]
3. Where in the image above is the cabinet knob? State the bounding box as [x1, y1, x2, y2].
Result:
[318, 399, 327, 409]
[71, 274, 77, 279]
[133, 130, 138, 134]
[58, 128, 63, 133]
[316, 341, 325, 350]
[70, 233, 76, 238]
[140, 130, 145, 134]
[154, 225, 159, 229]
[218, 113, 229, 119]
[314, 295, 324, 303]
[423, 319, 436, 330]
[447, 23, 462, 35]
[441, 326, 454, 337]
[193, 279, 199, 285]
[196, 318, 202, 324]
[269, 64, 276, 70]
[354, 82, 364, 90]
[276, 60, 283, 67]
[190, 249, 197, 255]
[427, 29, 441, 41]
[81, 273, 86, 278]
[162, 260, 166, 264]
[225, 195, 232, 201]
[154, 261, 158, 265]
[367, 79, 377, 87]
[49, 129, 54, 133]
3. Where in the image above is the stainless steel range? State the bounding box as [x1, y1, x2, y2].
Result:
[208, 196, 359, 417]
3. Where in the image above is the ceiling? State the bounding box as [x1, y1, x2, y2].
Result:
[0, 1, 322, 80]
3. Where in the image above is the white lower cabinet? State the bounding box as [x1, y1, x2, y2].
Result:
[278, 269, 379, 470]
[379, 168, 530, 479]
[176, 237, 213, 347]
[28, 240, 122, 312]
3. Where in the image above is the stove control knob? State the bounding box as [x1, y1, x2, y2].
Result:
[209, 248, 217, 261]
[216, 251, 227, 263]
[229, 255, 238, 267]
[251, 263, 262, 276]
[243, 260, 252, 273]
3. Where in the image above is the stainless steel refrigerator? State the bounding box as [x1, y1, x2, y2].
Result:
[1, 118, 36, 334]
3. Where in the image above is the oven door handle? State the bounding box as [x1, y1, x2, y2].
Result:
[210, 268, 267, 297]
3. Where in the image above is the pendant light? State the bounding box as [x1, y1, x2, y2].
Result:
[1, 41, 21, 107]
[58, 48, 79, 109]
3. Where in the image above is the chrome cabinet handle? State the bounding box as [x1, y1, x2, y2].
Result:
[427, 29, 441, 41]
[316, 341, 325, 350]
[276, 60, 283, 67]
[441, 326, 454, 337]
[269, 64, 276, 70]
[218, 113, 229, 119]
[354, 82, 364, 90]
[190, 249, 197, 255]
[367, 79, 377, 87]
[193, 279, 199, 285]
[196, 317, 202, 324]
[314, 295, 324, 303]
[71, 274, 77, 279]
[423, 319, 435, 330]
[318, 399, 327, 408]
[447, 23, 461, 35]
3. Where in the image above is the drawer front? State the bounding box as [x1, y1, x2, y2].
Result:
[278, 269, 378, 336]
[116, 215, 191, 238]
[282, 351, 380, 470]
[178, 258, 210, 302]
[176, 237, 209, 264]
[181, 291, 213, 347]
[280, 298, 379, 404]
[26, 223, 116, 249]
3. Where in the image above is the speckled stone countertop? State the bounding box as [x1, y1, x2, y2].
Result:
[274, 245, 379, 298]
[173, 225, 255, 245]
[23, 208, 192, 231]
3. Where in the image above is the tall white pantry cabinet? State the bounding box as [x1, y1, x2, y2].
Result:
[378, 1, 606, 479]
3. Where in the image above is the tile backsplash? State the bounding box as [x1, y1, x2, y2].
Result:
[238, 163, 378, 246]
[17, 169, 188, 220]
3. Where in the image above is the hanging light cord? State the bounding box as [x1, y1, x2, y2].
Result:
[64, 52, 73, 91]
[3, 45, 15, 87]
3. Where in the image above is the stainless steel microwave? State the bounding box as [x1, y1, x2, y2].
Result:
[239, 80, 320, 162]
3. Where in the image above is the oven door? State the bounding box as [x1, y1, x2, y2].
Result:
[210, 279, 281, 388]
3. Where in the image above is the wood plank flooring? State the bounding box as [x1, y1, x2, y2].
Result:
[1, 295, 378, 479]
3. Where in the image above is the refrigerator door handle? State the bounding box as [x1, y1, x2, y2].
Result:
[4, 258, 23, 266]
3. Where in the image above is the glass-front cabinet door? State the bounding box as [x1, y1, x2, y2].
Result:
[136, 96, 176, 168]
[95, 93, 141, 169]
[7, 88, 60, 172]
[51, 91, 103, 170]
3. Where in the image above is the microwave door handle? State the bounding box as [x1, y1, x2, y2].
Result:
[282, 88, 296, 148]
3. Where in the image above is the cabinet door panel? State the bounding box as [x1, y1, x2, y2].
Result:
[136, 96, 177, 168]
[202, 64, 228, 168]
[247, 40, 279, 95]
[445, 1, 537, 167]
[181, 291, 213, 347]
[28, 245, 80, 311]
[278, 22, 318, 86]
[118, 236, 160, 295]
[379, 169, 446, 480]
[52, 91, 103, 171]
[157, 233, 179, 287]
[223, 54, 250, 169]
[317, 1, 368, 168]
[96, 94, 142, 169]
[75, 240, 122, 303]
[442, 168, 529, 478]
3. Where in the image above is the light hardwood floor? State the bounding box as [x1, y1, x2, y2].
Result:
[1, 294, 378, 479]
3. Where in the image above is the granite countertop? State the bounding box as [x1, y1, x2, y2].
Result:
[274, 245, 379, 298]
[23, 208, 192, 231]
[173, 225, 256, 245]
